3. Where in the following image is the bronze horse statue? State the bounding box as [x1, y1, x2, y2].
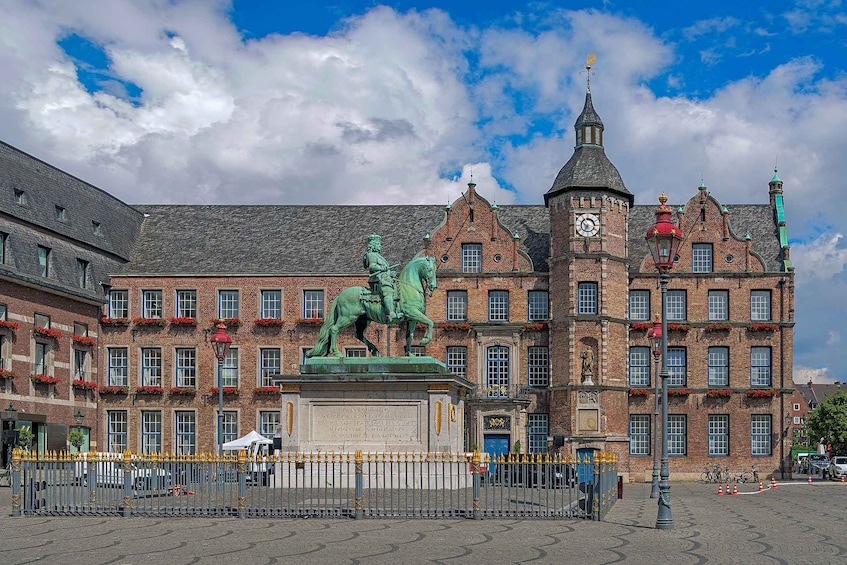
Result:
[306, 256, 437, 358]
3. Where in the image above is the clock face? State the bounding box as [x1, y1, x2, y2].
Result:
[575, 213, 600, 237]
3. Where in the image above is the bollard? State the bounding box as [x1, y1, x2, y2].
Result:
[617, 475, 623, 500]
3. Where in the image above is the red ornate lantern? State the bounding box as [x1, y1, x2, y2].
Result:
[646, 314, 662, 360]
[209, 323, 231, 361]
[645, 193, 684, 273]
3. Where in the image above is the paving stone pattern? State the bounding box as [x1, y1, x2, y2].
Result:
[2, 480, 846, 564]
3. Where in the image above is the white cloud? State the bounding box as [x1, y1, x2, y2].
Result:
[795, 367, 832, 384]
[791, 233, 847, 284]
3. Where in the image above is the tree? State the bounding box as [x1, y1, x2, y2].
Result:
[68, 429, 85, 453]
[806, 390, 847, 455]
[16, 426, 34, 451]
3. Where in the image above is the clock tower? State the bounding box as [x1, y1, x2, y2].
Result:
[544, 76, 634, 457]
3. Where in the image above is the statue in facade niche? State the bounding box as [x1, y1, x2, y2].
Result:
[581, 349, 594, 377]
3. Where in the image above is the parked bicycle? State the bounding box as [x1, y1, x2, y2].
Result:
[699, 463, 728, 483]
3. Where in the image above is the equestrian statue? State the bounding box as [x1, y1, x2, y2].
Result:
[306, 233, 437, 358]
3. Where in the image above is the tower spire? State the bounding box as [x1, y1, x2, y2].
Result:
[585, 53, 596, 93]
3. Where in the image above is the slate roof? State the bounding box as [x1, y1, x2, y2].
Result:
[796, 382, 847, 408]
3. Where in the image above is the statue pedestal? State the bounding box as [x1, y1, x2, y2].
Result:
[275, 357, 471, 453]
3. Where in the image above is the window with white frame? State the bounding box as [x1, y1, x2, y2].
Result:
[260, 411, 280, 439]
[141, 411, 162, 454]
[218, 290, 240, 319]
[488, 290, 509, 321]
[176, 289, 197, 319]
[74, 349, 87, 381]
[345, 348, 367, 358]
[141, 348, 162, 386]
[708, 415, 729, 456]
[793, 403, 800, 411]
[303, 290, 324, 320]
[108, 348, 128, 386]
[175, 411, 196, 455]
[260, 348, 281, 386]
[527, 414, 549, 453]
[577, 282, 598, 315]
[486, 346, 509, 397]
[446, 291, 468, 321]
[750, 347, 772, 387]
[446, 346, 467, 378]
[527, 290, 549, 321]
[667, 348, 687, 387]
[750, 290, 771, 321]
[629, 347, 651, 387]
[74, 322, 88, 337]
[692, 243, 713, 273]
[462, 243, 482, 273]
[142, 290, 163, 318]
[76, 259, 89, 288]
[261, 290, 282, 319]
[751, 415, 772, 456]
[409, 345, 426, 357]
[629, 415, 650, 456]
[527, 346, 549, 387]
[628, 290, 650, 321]
[220, 411, 238, 445]
[221, 348, 238, 387]
[109, 290, 128, 319]
[34, 342, 47, 375]
[794, 416, 801, 425]
[0, 302, 6, 321]
[666, 290, 687, 321]
[34, 312, 50, 328]
[107, 411, 128, 452]
[708, 290, 729, 321]
[37, 245, 50, 277]
[175, 348, 196, 387]
[708, 347, 729, 387]
[667, 415, 687, 455]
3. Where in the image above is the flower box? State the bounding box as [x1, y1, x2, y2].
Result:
[100, 385, 129, 395]
[211, 318, 241, 327]
[629, 322, 651, 331]
[254, 386, 280, 395]
[628, 388, 651, 397]
[667, 324, 692, 333]
[706, 388, 733, 398]
[522, 322, 549, 331]
[169, 317, 197, 326]
[0, 369, 18, 380]
[168, 386, 196, 395]
[34, 326, 62, 339]
[210, 387, 239, 395]
[749, 323, 778, 333]
[100, 317, 129, 327]
[72, 335, 97, 347]
[254, 318, 285, 327]
[667, 388, 692, 397]
[746, 388, 780, 398]
[72, 379, 98, 391]
[31, 373, 60, 385]
[132, 317, 167, 327]
[296, 318, 323, 326]
[438, 322, 472, 331]
[136, 385, 164, 395]
[704, 323, 732, 332]
[0, 320, 19, 331]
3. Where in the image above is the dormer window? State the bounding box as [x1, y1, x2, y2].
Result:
[14, 189, 26, 205]
[55, 206, 66, 221]
[92, 221, 102, 236]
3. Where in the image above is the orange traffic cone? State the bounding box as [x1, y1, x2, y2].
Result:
[732, 484, 738, 496]
[717, 484, 723, 496]
[841, 474, 845, 483]
[758, 480, 764, 492]
[726, 483, 730, 494]
[771, 476, 778, 489]
[808, 474, 813, 484]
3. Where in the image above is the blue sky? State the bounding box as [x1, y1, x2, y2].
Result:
[1, 0, 846, 382]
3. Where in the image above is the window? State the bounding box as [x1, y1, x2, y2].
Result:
[106, 411, 128, 453]
[667, 348, 687, 387]
[692, 243, 713, 273]
[527, 346, 549, 387]
[221, 349, 239, 387]
[409, 345, 426, 357]
[14, 189, 26, 205]
[92, 221, 101, 236]
[708, 291, 729, 321]
[261, 290, 282, 319]
[628, 290, 650, 321]
[0, 303, 6, 321]
[74, 349, 87, 380]
[446, 291, 468, 321]
[666, 290, 687, 321]
[141, 348, 162, 386]
[751, 415, 772, 456]
[667, 415, 687, 456]
[486, 346, 509, 397]
[345, 348, 367, 358]
[260, 411, 280, 439]
[488, 290, 509, 322]
[0, 232, 6, 264]
[793, 403, 801, 412]
[141, 411, 162, 454]
[303, 290, 323, 320]
[176, 290, 197, 319]
[76, 259, 89, 288]
[37, 245, 50, 277]
[74, 322, 88, 337]
[708, 415, 729, 456]
[793, 416, 801, 425]
[528, 291, 549, 321]
[446, 346, 467, 378]
[629, 347, 651, 387]
[34, 342, 47, 375]
[750, 347, 772, 387]
[175, 411, 196, 455]
[462, 243, 482, 273]
[175, 348, 196, 387]
[260, 348, 281, 386]
[109, 290, 129, 319]
[750, 290, 771, 321]
[34, 312, 50, 328]
[527, 414, 549, 453]
[708, 347, 729, 386]
[108, 348, 128, 386]
[629, 415, 650, 456]
[220, 411, 238, 445]
[577, 282, 598, 315]
[142, 290, 163, 318]
[218, 290, 240, 319]
[55, 205, 66, 221]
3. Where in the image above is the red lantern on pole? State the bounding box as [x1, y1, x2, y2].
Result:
[645, 193, 684, 273]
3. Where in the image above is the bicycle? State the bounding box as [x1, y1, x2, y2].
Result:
[0, 463, 10, 488]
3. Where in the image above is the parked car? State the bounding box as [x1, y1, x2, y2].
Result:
[807, 454, 831, 477]
[828, 456, 847, 480]
[74, 453, 172, 490]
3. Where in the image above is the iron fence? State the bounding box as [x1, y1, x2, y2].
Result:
[7, 449, 618, 520]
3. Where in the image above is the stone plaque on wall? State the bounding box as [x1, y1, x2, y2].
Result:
[311, 403, 421, 444]
[577, 408, 599, 432]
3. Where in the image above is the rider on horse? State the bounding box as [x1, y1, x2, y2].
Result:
[363, 233, 401, 323]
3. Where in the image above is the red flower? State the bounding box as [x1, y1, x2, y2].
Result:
[33, 326, 62, 339]
[132, 317, 166, 327]
[522, 322, 549, 331]
[254, 318, 285, 327]
[706, 388, 733, 398]
[438, 322, 472, 331]
[0, 369, 18, 380]
[628, 388, 651, 396]
[137, 385, 164, 395]
[749, 323, 778, 332]
[169, 317, 197, 326]
[630, 323, 651, 331]
[100, 317, 129, 326]
[168, 386, 196, 395]
[667, 388, 692, 396]
[31, 373, 61, 384]
[100, 385, 129, 394]
[746, 389, 780, 398]
[72, 379, 98, 391]
[254, 386, 280, 394]
[0, 320, 19, 331]
[211, 386, 239, 395]
[72, 335, 97, 346]
[704, 323, 732, 332]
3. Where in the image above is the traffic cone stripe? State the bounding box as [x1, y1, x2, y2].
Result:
[732, 484, 738, 496]
[717, 484, 723, 496]
[771, 476, 778, 489]
[758, 480, 764, 492]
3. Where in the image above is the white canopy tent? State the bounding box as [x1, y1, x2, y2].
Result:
[222, 430, 273, 451]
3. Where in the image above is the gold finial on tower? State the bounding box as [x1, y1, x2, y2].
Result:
[585, 53, 596, 92]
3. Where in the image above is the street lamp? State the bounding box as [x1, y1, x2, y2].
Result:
[209, 322, 232, 455]
[74, 410, 84, 427]
[645, 193, 683, 530]
[646, 313, 662, 499]
[3, 403, 18, 465]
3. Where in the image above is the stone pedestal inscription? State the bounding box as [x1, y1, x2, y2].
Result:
[311, 403, 421, 444]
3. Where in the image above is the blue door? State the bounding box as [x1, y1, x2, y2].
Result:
[576, 447, 599, 484]
[484, 434, 510, 478]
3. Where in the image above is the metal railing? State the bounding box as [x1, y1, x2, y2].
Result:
[7, 449, 618, 520]
[467, 383, 533, 400]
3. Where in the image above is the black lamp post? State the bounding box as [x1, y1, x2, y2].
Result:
[4, 403, 18, 465]
[645, 193, 683, 530]
[210, 323, 232, 455]
[646, 314, 662, 499]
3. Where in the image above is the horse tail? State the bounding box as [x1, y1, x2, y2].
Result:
[306, 297, 340, 357]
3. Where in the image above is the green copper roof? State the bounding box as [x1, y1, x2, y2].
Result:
[771, 168, 781, 182]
